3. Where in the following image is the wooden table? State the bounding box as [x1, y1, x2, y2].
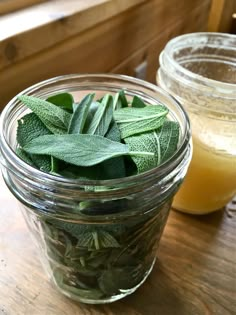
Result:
[0, 175, 235, 315]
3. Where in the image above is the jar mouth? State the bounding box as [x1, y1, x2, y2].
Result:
[0, 73, 191, 188]
[161, 32, 236, 95]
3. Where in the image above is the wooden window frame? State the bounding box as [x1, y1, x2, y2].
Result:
[0, 0, 48, 15]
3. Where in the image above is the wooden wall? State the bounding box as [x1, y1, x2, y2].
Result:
[0, 0, 212, 110]
[208, 0, 236, 33]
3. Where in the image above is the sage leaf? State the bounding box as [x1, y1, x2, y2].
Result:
[77, 231, 120, 250]
[58, 164, 104, 180]
[16, 147, 34, 166]
[82, 101, 100, 130]
[86, 94, 113, 136]
[23, 134, 130, 167]
[118, 90, 129, 108]
[113, 90, 129, 110]
[48, 219, 120, 249]
[114, 105, 168, 138]
[68, 93, 95, 134]
[158, 121, 180, 163]
[47, 220, 92, 239]
[17, 112, 52, 146]
[105, 120, 121, 142]
[113, 92, 123, 110]
[102, 121, 126, 179]
[98, 265, 143, 295]
[46, 92, 74, 111]
[30, 154, 51, 172]
[114, 105, 168, 123]
[16, 113, 52, 171]
[131, 95, 146, 108]
[124, 132, 158, 173]
[54, 268, 104, 299]
[18, 95, 71, 134]
[125, 121, 180, 172]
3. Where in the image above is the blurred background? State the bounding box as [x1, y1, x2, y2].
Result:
[0, 0, 235, 110]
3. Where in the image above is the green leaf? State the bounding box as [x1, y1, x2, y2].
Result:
[16, 147, 34, 166]
[86, 94, 113, 136]
[68, 93, 95, 134]
[102, 121, 126, 179]
[105, 120, 121, 142]
[46, 92, 74, 111]
[114, 105, 168, 138]
[58, 164, 103, 180]
[98, 231, 120, 248]
[17, 112, 52, 146]
[48, 220, 90, 239]
[47, 219, 120, 250]
[30, 154, 51, 172]
[16, 113, 52, 171]
[77, 231, 120, 250]
[124, 132, 158, 173]
[131, 95, 146, 108]
[53, 268, 104, 299]
[77, 199, 129, 216]
[18, 95, 71, 134]
[23, 134, 130, 167]
[158, 121, 180, 163]
[98, 265, 143, 295]
[113, 92, 123, 110]
[125, 121, 180, 172]
[82, 101, 100, 130]
[118, 90, 128, 108]
[113, 90, 129, 110]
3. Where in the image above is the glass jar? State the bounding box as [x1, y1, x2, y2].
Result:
[0, 74, 191, 304]
[158, 33, 236, 215]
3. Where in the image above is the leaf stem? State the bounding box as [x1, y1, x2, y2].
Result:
[129, 151, 155, 157]
[92, 232, 100, 250]
[117, 111, 168, 123]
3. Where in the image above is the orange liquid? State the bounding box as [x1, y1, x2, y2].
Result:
[173, 137, 236, 214]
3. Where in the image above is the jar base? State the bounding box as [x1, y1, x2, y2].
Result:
[51, 259, 156, 304]
[172, 205, 224, 215]
[172, 196, 236, 215]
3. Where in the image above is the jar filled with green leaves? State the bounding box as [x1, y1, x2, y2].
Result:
[0, 74, 191, 303]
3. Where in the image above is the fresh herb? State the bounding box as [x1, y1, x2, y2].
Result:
[114, 105, 168, 138]
[86, 94, 113, 136]
[124, 121, 179, 172]
[131, 95, 147, 108]
[17, 92, 179, 175]
[46, 92, 74, 111]
[18, 95, 71, 134]
[22, 134, 155, 167]
[68, 93, 95, 134]
[16, 90, 180, 301]
[16, 112, 52, 171]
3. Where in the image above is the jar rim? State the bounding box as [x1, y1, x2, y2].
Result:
[161, 32, 236, 93]
[0, 73, 191, 188]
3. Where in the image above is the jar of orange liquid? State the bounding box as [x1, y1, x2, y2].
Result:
[157, 32, 236, 214]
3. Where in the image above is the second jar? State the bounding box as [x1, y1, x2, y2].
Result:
[158, 32, 236, 214]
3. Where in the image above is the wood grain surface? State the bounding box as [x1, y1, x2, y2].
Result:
[0, 174, 235, 315]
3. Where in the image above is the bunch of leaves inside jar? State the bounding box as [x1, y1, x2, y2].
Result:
[40, 201, 169, 300]
[16, 90, 180, 179]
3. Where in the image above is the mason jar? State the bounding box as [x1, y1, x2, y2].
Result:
[0, 74, 191, 304]
[158, 33, 236, 215]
